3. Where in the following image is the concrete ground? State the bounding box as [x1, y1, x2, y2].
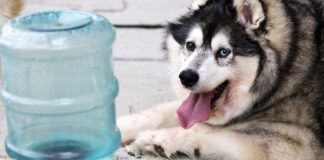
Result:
[0, 0, 193, 159]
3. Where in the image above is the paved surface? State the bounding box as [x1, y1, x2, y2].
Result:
[0, 0, 193, 159]
[22, 0, 192, 25]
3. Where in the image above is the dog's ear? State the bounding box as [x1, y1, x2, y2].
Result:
[167, 22, 188, 45]
[234, 0, 265, 30]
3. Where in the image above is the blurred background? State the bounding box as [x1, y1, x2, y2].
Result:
[0, 0, 193, 159]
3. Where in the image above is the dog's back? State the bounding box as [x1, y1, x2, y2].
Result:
[308, 0, 324, 147]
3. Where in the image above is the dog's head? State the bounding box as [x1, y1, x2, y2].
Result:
[166, 0, 281, 128]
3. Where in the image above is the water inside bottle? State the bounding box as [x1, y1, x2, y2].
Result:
[6, 124, 121, 160]
[6, 135, 120, 160]
[5, 98, 121, 160]
[32, 140, 92, 159]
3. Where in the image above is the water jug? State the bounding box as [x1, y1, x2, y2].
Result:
[0, 10, 121, 160]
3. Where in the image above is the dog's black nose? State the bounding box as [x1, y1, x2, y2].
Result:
[179, 69, 199, 88]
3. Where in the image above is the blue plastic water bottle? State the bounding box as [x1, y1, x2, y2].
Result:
[0, 10, 121, 160]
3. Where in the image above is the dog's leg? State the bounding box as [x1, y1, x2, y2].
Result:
[117, 101, 182, 144]
[127, 122, 318, 160]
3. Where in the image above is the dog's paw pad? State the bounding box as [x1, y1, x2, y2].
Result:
[125, 144, 142, 158]
[154, 145, 167, 158]
[170, 151, 190, 159]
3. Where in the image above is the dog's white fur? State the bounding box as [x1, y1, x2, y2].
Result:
[132, 125, 265, 160]
[206, 56, 258, 125]
[193, 32, 233, 93]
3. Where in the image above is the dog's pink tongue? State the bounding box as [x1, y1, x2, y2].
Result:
[177, 92, 213, 129]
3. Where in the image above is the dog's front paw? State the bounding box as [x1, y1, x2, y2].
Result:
[125, 144, 143, 158]
[126, 128, 195, 159]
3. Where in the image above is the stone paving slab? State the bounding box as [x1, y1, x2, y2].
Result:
[115, 61, 175, 116]
[114, 29, 167, 61]
[114, 149, 165, 160]
[23, 0, 193, 25]
[22, 0, 125, 14]
[100, 0, 192, 25]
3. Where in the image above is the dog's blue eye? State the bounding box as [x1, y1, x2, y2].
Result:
[216, 48, 231, 58]
[186, 42, 196, 52]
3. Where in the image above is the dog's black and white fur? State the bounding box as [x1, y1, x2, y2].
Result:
[118, 0, 324, 159]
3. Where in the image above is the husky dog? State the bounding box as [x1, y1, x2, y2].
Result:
[118, 0, 324, 159]
[0, 0, 22, 24]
